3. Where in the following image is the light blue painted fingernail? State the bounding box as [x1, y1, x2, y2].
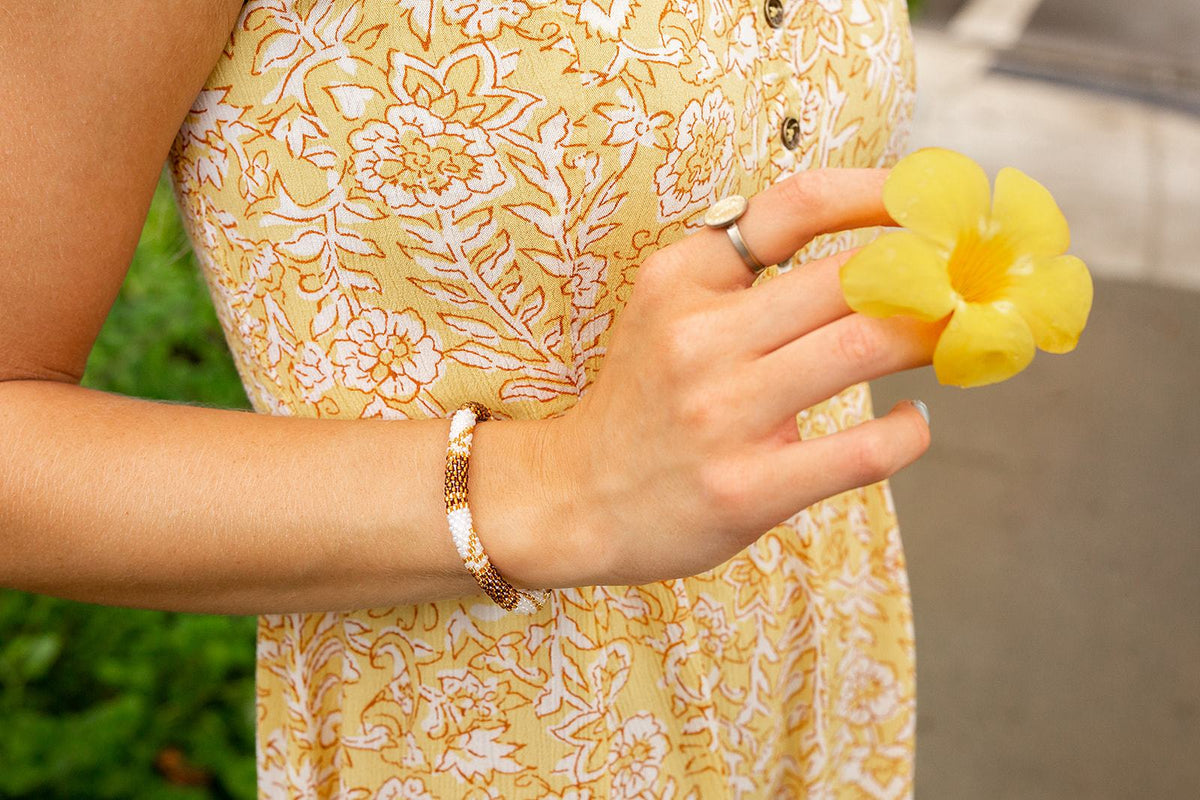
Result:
[909, 399, 930, 427]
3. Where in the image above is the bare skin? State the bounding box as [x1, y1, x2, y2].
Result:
[0, 2, 935, 615]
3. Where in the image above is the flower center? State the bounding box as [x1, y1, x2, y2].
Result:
[947, 227, 1016, 304]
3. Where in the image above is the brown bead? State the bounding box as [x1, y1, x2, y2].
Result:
[444, 402, 538, 613]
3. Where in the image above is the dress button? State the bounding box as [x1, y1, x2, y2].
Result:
[764, 0, 784, 28]
[780, 116, 801, 149]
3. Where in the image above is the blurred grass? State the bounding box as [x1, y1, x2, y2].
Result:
[1, 167, 256, 800]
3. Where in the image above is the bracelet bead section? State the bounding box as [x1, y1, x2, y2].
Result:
[444, 401, 551, 615]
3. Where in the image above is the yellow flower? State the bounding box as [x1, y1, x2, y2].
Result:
[840, 148, 1093, 387]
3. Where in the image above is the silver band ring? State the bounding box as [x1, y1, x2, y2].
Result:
[703, 194, 769, 276]
[725, 221, 765, 274]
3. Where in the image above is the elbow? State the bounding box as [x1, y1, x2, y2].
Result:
[0, 360, 85, 386]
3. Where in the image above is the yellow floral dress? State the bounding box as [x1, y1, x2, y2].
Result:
[167, 0, 918, 796]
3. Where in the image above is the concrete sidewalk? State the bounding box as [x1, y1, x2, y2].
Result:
[874, 3, 1200, 797]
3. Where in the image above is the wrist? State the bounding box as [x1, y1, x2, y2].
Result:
[466, 414, 598, 592]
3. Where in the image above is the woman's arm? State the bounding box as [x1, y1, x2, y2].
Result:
[0, 381, 578, 614]
[0, 2, 581, 615]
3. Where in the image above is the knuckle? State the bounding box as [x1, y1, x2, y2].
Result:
[779, 168, 832, 211]
[639, 249, 669, 278]
[659, 314, 705, 372]
[634, 253, 673, 300]
[637, 249, 687, 297]
[633, 255, 675, 304]
[835, 318, 884, 369]
[672, 385, 718, 432]
[697, 455, 752, 517]
[848, 430, 894, 485]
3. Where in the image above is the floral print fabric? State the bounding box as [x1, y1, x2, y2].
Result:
[167, 0, 918, 796]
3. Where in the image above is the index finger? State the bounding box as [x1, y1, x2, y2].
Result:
[685, 168, 896, 294]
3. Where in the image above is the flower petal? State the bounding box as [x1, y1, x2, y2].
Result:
[840, 231, 958, 321]
[884, 148, 992, 250]
[933, 301, 1036, 388]
[1006, 254, 1093, 353]
[991, 167, 1070, 257]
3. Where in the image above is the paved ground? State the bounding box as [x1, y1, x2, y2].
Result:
[877, 1, 1200, 796]
[911, 2, 1200, 291]
[1000, 0, 1200, 114]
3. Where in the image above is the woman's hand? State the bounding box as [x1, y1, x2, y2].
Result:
[532, 168, 939, 589]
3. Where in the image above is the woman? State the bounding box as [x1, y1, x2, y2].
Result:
[1, 0, 935, 796]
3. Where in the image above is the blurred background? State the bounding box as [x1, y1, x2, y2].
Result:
[1, 0, 1196, 798]
[874, 0, 1200, 797]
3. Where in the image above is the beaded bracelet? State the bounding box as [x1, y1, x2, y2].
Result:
[444, 401, 551, 615]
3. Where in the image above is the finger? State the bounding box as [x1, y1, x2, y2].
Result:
[722, 247, 859, 358]
[743, 313, 941, 437]
[685, 168, 896, 293]
[752, 399, 931, 527]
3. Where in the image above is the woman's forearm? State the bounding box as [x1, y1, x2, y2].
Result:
[0, 379, 583, 615]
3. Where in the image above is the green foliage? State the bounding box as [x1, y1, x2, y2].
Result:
[1, 168, 256, 799]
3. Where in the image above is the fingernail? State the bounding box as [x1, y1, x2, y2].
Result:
[908, 399, 930, 427]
